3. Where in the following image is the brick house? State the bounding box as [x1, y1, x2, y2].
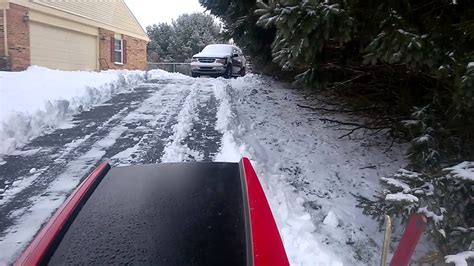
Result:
[0, 0, 149, 71]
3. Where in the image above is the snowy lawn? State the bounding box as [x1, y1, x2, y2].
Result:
[0, 66, 145, 156]
[214, 75, 409, 265]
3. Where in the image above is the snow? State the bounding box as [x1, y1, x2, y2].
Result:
[0, 66, 145, 156]
[221, 75, 407, 265]
[467, 62, 474, 68]
[193, 44, 234, 58]
[444, 161, 474, 181]
[445, 251, 474, 266]
[418, 206, 444, 223]
[414, 134, 431, 143]
[161, 82, 203, 162]
[0, 116, 132, 263]
[212, 78, 247, 162]
[0, 71, 410, 265]
[381, 177, 411, 193]
[147, 68, 190, 80]
[401, 119, 420, 126]
[394, 168, 421, 179]
[0, 169, 44, 205]
[385, 192, 419, 202]
[323, 211, 339, 228]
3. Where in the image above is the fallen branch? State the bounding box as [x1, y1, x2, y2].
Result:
[297, 103, 379, 113]
[383, 138, 396, 153]
[320, 118, 392, 139]
[326, 73, 369, 90]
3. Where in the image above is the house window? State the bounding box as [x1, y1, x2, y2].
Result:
[114, 38, 123, 64]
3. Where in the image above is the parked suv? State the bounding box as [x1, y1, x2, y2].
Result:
[190, 44, 246, 78]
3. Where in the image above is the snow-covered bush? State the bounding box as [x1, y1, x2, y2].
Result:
[146, 13, 221, 62]
[357, 163, 473, 264]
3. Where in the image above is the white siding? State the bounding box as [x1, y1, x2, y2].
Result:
[32, 0, 146, 38]
[30, 22, 97, 71]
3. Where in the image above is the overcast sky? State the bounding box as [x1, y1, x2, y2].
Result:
[124, 0, 207, 29]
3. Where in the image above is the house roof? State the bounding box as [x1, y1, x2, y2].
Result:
[9, 0, 149, 41]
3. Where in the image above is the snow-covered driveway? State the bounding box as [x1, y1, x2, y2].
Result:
[0, 73, 406, 265]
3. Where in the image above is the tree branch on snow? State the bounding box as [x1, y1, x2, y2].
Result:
[319, 118, 392, 139]
[296, 103, 379, 113]
[326, 73, 369, 90]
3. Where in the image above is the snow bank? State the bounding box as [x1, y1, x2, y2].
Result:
[0, 66, 145, 156]
[147, 68, 190, 80]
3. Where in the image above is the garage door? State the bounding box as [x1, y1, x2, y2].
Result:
[30, 22, 97, 71]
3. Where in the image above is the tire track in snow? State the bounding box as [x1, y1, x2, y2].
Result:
[212, 81, 245, 162]
[0, 88, 152, 193]
[0, 83, 186, 262]
[0, 87, 155, 227]
[109, 81, 193, 165]
[160, 81, 208, 162]
[0, 76, 232, 263]
[181, 80, 222, 161]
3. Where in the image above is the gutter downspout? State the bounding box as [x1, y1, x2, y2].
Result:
[3, 8, 7, 57]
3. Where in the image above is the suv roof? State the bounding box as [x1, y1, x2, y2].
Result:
[201, 44, 236, 54]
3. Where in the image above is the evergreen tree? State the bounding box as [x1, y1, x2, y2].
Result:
[146, 13, 221, 62]
[146, 23, 174, 62]
[170, 13, 222, 62]
[199, 0, 276, 65]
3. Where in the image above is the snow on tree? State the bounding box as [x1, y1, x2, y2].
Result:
[199, 0, 276, 65]
[146, 13, 221, 62]
[357, 163, 473, 264]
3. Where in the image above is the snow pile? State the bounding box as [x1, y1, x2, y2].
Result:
[147, 68, 190, 80]
[0, 66, 145, 156]
[445, 251, 474, 266]
[213, 80, 246, 162]
[323, 211, 339, 228]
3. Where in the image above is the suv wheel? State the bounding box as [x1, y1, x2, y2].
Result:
[191, 72, 199, 78]
[240, 67, 246, 77]
[224, 64, 232, 79]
